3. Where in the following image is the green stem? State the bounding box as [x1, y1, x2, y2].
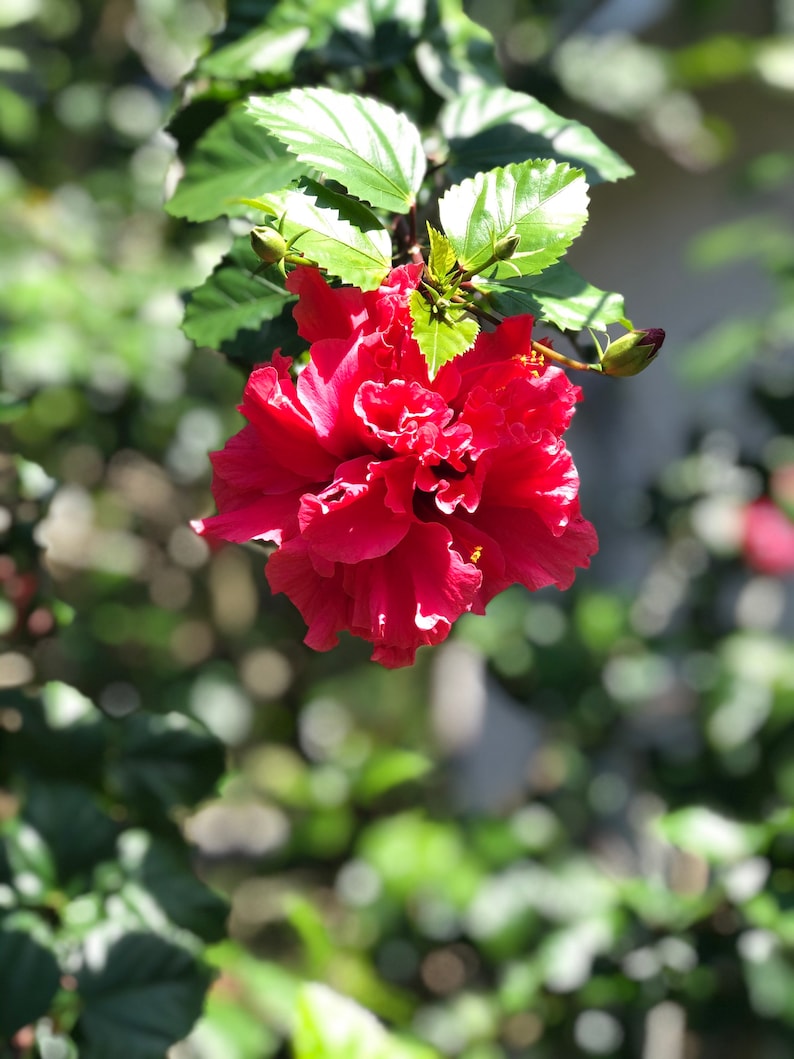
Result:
[531, 339, 603, 373]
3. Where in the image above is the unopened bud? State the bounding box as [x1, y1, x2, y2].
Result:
[493, 233, 521, 261]
[250, 225, 287, 265]
[600, 328, 665, 377]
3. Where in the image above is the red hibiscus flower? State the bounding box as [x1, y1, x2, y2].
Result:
[742, 497, 794, 576]
[193, 265, 597, 667]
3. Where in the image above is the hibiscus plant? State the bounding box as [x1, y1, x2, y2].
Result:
[171, 5, 663, 667]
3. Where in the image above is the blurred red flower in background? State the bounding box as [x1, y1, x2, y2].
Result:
[742, 496, 794, 576]
[193, 265, 597, 666]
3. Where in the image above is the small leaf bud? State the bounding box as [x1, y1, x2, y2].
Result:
[600, 328, 665, 377]
[493, 233, 521, 261]
[250, 225, 288, 265]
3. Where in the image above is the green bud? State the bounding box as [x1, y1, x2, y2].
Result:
[493, 232, 521, 261]
[600, 328, 665, 377]
[250, 225, 287, 265]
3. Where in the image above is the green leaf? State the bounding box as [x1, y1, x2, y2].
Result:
[74, 930, 212, 1059]
[0, 922, 60, 1037]
[439, 160, 589, 280]
[182, 237, 296, 349]
[476, 261, 628, 331]
[116, 831, 228, 944]
[354, 748, 432, 804]
[247, 88, 426, 212]
[426, 223, 457, 284]
[110, 712, 225, 822]
[409, 290, 478, 378]
[441, 86, 633, 185]
[22, 782, 118, 888]
[251, 182, 392, 290]
[293, 983, 438, 1059]
[200, 22, 312, 79]
[12, 683, 106, 786]
[2, 820, 57, 902]
[165, 108, 306, 223]
[415, 0, 501, 101]
[219, 300, 306, 369]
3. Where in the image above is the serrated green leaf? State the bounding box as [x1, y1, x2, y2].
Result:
[165, 108, 306, 223]
[439, 160, 589, 280]
[409, 290, 478, 378]
[441, 86, 633, 185]
[476, 261, 627, 331]
[253, 183, 392, 290]
[74, 930, 212, 1059]
[0, 924, 60, 1037]
[183, 237, 295, 349]
[426, 223, 457, 284]
[247, 88, 426, 212]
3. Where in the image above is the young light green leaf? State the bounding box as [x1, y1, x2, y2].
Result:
[426, 223, 458, 284]
[294, 983, 438, 1059]
[439, 160, 589, 280]
[247, 88, 426, 213]
[182, 237, 295, 349]
[252, 182, 392, 290]
[440, 86, 633, 185]
[409, 290, 479, 378]
[165, 108, 306, 223]
[476, 261, 628, 331]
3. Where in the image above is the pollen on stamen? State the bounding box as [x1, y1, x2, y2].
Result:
[470, 545, 483, 563]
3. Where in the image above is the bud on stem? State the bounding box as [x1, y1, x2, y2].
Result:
[598, 328, 665, 377]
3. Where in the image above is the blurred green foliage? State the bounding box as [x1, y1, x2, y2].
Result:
[2, 1, 794, 1058]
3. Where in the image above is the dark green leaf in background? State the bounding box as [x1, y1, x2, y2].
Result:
[109, 712, 225, 822]
[0, 921, 60, 1038]
[165, 108, 307, 223]
[441, 86, 633, 185]
[182, 237, 296, 349]
[74, 931, 213, 1059]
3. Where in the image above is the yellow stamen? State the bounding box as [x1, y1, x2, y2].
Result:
[470, 545, 483, 563]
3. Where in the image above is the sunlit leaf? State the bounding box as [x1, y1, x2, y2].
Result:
[426, 223, 457, 284]
[439, 160, 589, 280]
[248, 88, 426, 212]
[409, 289, 479, 378]
[250, 181, 392, 290]
[293, 983, 438, 1059]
